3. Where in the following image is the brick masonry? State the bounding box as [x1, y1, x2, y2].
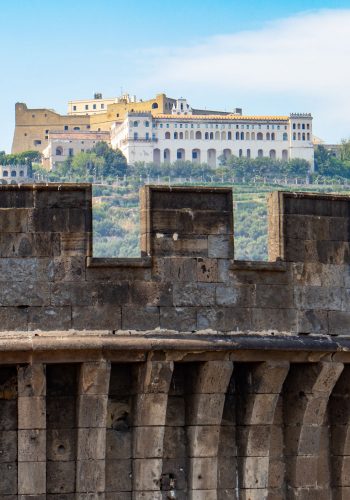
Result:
[0, 184, 349, 497]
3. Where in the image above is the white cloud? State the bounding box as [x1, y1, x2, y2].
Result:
[139, 9, 350, 142]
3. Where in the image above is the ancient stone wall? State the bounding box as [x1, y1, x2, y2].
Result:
[0, 184, 349, 498]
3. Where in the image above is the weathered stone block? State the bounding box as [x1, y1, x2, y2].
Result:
[133, 426, 165, 458]
[197, 258, 218, 283]
[77, 395, 108, 428]
[216, 285, 255, 307]
[188, 457, 218, 490]
[76, 460, 105, 492]
[208, 235, 233, 259]
[18, 397, 45, 430]
[18, 429, 46, 461]
[133, 394, 168, 426]
[73, 305, 121, 330]
[77, 428, 106, 460]
[133, 458, 162, 491]
[47, 428, 76, 461]
[105, 459, 132, 492]
[47, 461, 76, 494]
[187, 425, 220, 457]
[173, 283, 215, 307]
[18, 462, 46, 494]
[160, 307, 196, 331]
[0, 462, 17, 494]
[122, 306, 159, 330]
[106, 429, 132, 459]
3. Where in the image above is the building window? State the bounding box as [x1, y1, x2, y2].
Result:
[302, 124, 305, 130]
[192, 151, 198, 159]
[69, 148, 74, 157]
[293, 123, 296, 130]
[196, 131, 202, 139]
[165, 132, 170, 139]
[74, 127, 80, 131]
[271, 133, 275, 140]
[228, 132, 232, 140]
[239, 149, 243, 157]
[258, 149, 263, 157]
[240, 132, 244, 140]
[302, 133, 305, 140]
[257, 132, 263, 140]
[307, 133, 310, 140]
[134, 132, 138, 140]
[307, 124, 310, 130]
[64, 125, 68, 130]
[293, 133, 296, 140]
[73, 106, 77, 111]
[145, 133, 149, 140]
[19, 171, 24, 177]
[236, 132, 239, 140]
[179, 132, 183, 139]
[55, 147, 63, 156]
[101, 104, 105, 109]
[247, 149, 251, 158]
[266, 133, 271, 140]
[145, 121, 150, 127]
[174, 132, 178, 139]
[85, 105, 89, 110]
[34, 140, 41, 146]
[283, 133, 288, 141]
[87, 125, 90, 129]
[133, 121, 138, 127]
[152, 103, 159, 109]
[11, 171, 16, 177]
[3, 171, 8, 177]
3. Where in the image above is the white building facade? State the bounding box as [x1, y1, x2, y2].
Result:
[42, 130, 110, 169]
[0, 165, 31, 183]
[110, 104, 314, 168]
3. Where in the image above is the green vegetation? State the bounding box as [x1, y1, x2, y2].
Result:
[8, 140, 350, 261]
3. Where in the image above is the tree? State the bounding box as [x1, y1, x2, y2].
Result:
[89, 142, 127, 177]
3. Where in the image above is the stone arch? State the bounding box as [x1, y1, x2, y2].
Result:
[246, 132, 250, 140]
[207, 149, 216, 167]
[215, 131, 220, 140]
[258, 149, 263, 157]
[55, 146, 63, 156]
[179, 132, 184, 140]
[190, 131, 194, 140]
[223, 149, 232, 161]
[165, 132, 170, 139]
[282, 149, 288, 160]
[266, 132, 271, 141]
[185, 131, 189, 140]
[251, 132, 255, 140]
[195, 131, 202, 140]
[221, 131, 226, 140]
[153, 148, 161, 165]
[269, 149, 276, 159]
[257, 132, 263, 140]
[210, 132, 214, 140]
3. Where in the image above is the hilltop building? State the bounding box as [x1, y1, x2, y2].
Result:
[11, 93, 314, 168]
[111, 104, 314, 167]
[42, 130, 110, 169]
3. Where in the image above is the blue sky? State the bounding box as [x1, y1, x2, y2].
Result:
[1, 0, 350, 151]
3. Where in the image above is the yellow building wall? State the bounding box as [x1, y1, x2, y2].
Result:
[12, 103, 91, 154]
[89, 94, 176, 131]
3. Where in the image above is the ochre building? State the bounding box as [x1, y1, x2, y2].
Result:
[0, 183, 348, 498]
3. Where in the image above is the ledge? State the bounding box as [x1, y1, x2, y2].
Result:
[230, 260, 287, 272]
[86, 256, 152, 268]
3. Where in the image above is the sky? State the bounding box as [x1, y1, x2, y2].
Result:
[1, 0, 350, 152]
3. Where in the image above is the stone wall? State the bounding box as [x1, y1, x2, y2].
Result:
[0, 184, 350, 498]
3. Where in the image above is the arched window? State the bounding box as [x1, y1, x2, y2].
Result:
[215, 131, 220, 140]
[269, 149, 276, 159]
[257, 132, 263, 140]
[153, 149, 160, 165]
[297, 123, 301, 130]
[164, 149, 170, 163]
[239, 149, 243, 158]
[209, 132, 214, 140]
[223, 149, 232, 160]
[55, 147, 63, 156]
[205, 132, 209, 140]
[192, 149, 201, 163]
[266, 132, 270, 141]
[3, 170, 8, 177]
[177, 148, 185, 160]
[179, 132, 184, 139]
[293, 133, 296, 140]
[271, 133, 275, 140]
[293, 124, 296, 130]
[307, 124, 310, 130]
[19, 170, 24, 177]
[152, 103, 158, 109]
[228, 131, 232, 140]
[302, 124, 305, 130]
[185, 131, 189, 139]
[133, 121, 138, 127]
[246, 132, 250, 140]
[145, 121, 150, 127]
[251, 132, 255, 140]
[196, 131, 202, 139]
[174, 132, 178, 139]
[133, 132, 138, 140]
[207, 149, 216, 167]
[240, 132, 244, 140]
[283, 133, 288, 141]
[11, 171, 16, 177]
[302, 133, 305, 141]
[258, 149, 263, 158]
[282, 150, 288, 160]
[165, 132, 170, 139]
[298, 133, 301, 140]
[247, 149, 251, 158]
[236, 132, 239, 140]
[307, 133, 310, 140]
[221, 131, 226, 140]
